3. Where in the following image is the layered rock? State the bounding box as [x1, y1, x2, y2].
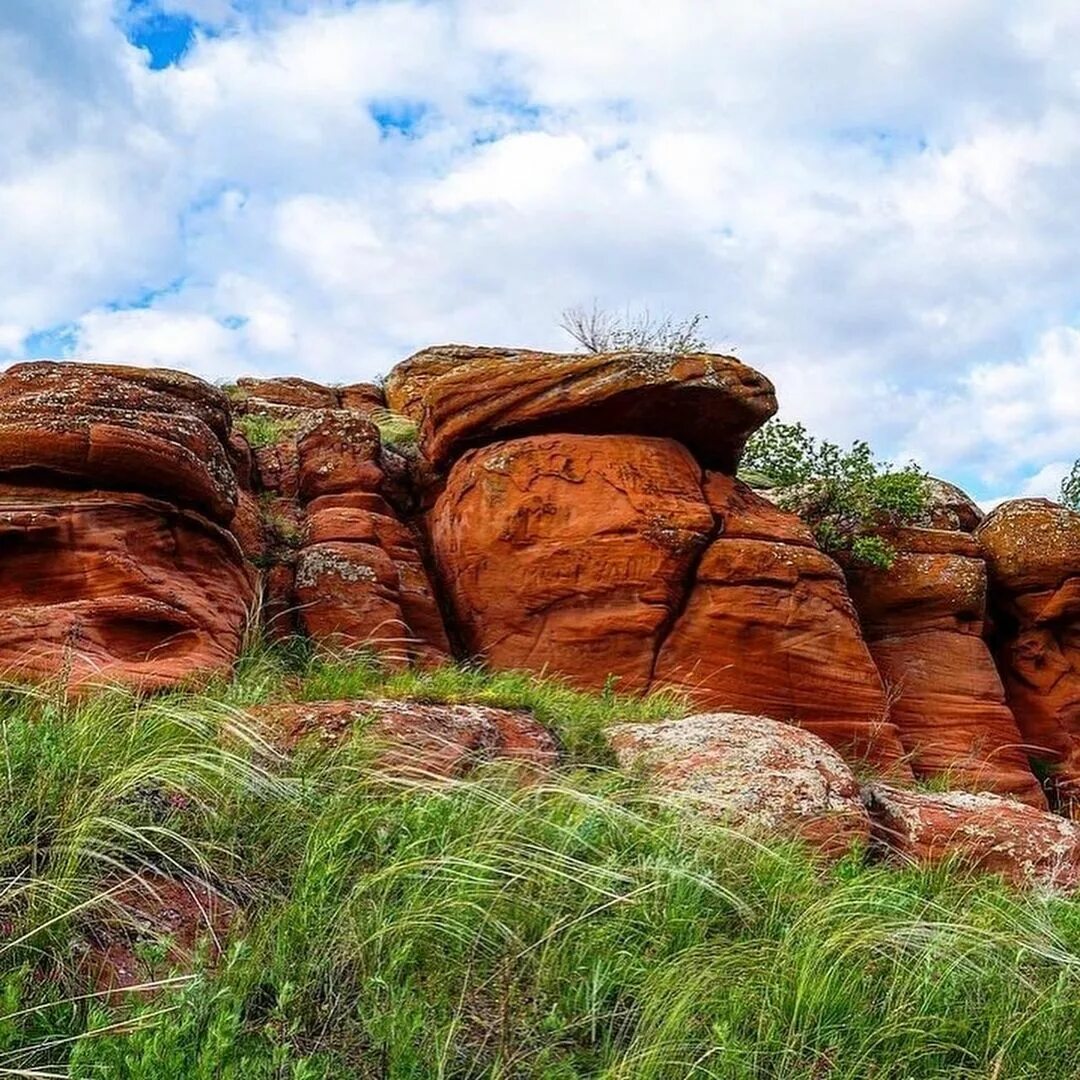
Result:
[244, 408, 450, 666]
[234, 375, 386, 417]
[978, 499, 1080, 807]
[864, 785, 1080, 890]
[847, 525, 1044, 806]
[387, 344, 777, 472]
[0, 362, 255, 689]
[609, 712, 871, 857]
[653, 474, 907, 771]
[430, 434, 909, 773]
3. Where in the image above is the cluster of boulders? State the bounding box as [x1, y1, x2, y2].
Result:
[3, 347, 1080, 885]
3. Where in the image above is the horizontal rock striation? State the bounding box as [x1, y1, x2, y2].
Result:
[387, 344, 777, 472]
[978, 499, 1080, 809]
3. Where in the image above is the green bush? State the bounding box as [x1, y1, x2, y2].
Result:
[234, 413, 297, 449]
[740, 420, 929, 569]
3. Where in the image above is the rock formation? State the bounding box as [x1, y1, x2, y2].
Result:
[847, 522, 1045, 806]
[0, 361, 255, 689]
[864, 784, 1080, 890]
[11, 348, 1080, 859]
[978, 499, 1080, 808]
[256, 699, 558, 778]
[234, 379, 450, 667]
[421, 347, 909, 773]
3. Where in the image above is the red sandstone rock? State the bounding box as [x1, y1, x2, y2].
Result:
[918, 477, 985, 532]
[430, 436, 908, 775]
[295, 410, 383, 502]
[339, 382, 386, 413]
[304, 506, 450, 664]
[236, 375, 339, 411]
[430, 434, 714, 693]
[255, 698, 557, 777]
[609, 712, 870, 857]
[83, 872, 237, 993]
[655, 474, 909, 773]
[847, 528, 1044, 806]
[386, 344, 777, 471]
[864, 784, 1080, 890]
[293, 542, 409, 663]
[977, 499, 1080, 806]
[0, 361, 237, 523]
[0, 493, 255, 690]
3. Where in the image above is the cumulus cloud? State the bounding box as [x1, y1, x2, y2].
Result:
[0, 0, 1079, 500]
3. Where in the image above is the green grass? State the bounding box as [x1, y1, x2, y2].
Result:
[3, 643, 1080, 1077]
[235, 412, 299, 449]
[369, 408, 420, 453]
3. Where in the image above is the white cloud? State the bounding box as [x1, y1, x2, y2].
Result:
[0, 0, 1079, 501]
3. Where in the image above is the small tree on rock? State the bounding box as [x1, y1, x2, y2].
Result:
[740, 420, 929, 570]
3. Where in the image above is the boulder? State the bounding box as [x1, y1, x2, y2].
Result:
[255, 699, 558, 777]
[847, 526, 1044, 806]
[339, 382, 386, 414]
[386, 345, 777, 471]
[653, 473, 910, 773]
[82, 872, 237, 993]
[977, 499, 1080, 806]
[294, 410, 383, 501]
[430, 438, 909, 774]
[430, 433, 715, 693]
[0, 493, 255, 690]
[917, 477, 985, 532]
[609, 712, 870, 856]
[864, 784, 1080, 890]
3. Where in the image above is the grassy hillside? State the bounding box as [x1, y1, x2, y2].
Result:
[2, 643, 1080, 1078]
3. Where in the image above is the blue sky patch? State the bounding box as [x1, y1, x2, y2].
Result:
[23, 323, 78, 360]
[369, 99, 431, 138]
[123, 1, 201, 69]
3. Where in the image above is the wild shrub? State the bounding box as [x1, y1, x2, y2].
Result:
[741, 419, 929, 569]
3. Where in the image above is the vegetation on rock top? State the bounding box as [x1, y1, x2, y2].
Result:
[741, 419, 929, 569]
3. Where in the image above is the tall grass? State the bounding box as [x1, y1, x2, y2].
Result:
[1, 644, 1080, 1077]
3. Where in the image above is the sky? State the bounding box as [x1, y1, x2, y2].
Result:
[1, 0, 1079, 503]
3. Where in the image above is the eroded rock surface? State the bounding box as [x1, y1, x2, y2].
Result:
[431, 438, 909, 772]
[0, 362, 255, 689]
[864, 784, 1080, 890]
[848, 526, 1044, 806]
[245, 408, 450, 666]
[387, 344, 777, 472]
[609, 712, 871, 856]
[978, 499, 1080, 806]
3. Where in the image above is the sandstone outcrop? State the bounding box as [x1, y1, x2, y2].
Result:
[0, 362, 255, 689]
[234, 376, 386, 417]
[431, 437, 909, 773]
[847, 525, 1044, 806]
[609, 713, 871, 857]
[978, 499, 1080, 807]
[256, 699, 557, 778]
[244, 407, 450, 666]
[387, 344, 777, 472]
[864, 784, 1080, 890]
